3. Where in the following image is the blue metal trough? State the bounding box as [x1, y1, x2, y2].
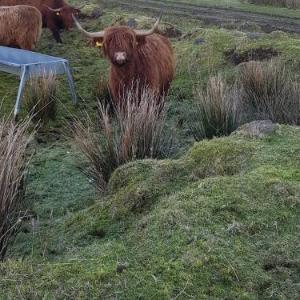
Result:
[0, 46, 77, 116]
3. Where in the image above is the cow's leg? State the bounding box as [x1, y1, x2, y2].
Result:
[52, 30, 62, 43]
[46, 17, 62, 43]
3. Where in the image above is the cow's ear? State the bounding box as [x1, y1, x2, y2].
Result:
[136, 36, 146, 46]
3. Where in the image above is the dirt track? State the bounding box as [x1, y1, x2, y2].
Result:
[103, 0, 300, 34]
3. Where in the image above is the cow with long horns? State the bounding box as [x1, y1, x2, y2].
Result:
[73, 14, 175, 104]
[0, 0, 81, 43]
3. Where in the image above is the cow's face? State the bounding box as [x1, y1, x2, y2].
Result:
[102, 28, 139, 66]
[54, 6, 80, 30]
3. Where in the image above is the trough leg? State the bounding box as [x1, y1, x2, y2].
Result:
[14, 66, 27, 117]
[63, 62, 77, 105]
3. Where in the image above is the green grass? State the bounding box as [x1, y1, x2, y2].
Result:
[1, 8, 300, 124]
[0, 125, 299, 299]
[0, 5, 299, 299]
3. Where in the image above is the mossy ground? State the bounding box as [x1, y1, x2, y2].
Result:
[0, 126, 299, 299]
[0, 2, 300, 299]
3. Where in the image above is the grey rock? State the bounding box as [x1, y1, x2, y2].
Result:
[193, 38, 205, 45]
[127, 18, 137, 28]
[234, 120, 277, 138]
[90, 8, 103, 19]
[247, 32, 264, 40]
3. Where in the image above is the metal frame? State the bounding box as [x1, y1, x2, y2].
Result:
[0, 46, 77, 116]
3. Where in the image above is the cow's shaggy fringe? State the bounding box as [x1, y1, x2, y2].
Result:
[24, 72, 58, 124]
[239, 61, 300, 125]
[247, 0, 300, 9]
[0, 116, 34, 260]
[188, 76, 241, 141]
[72, 86, 169, 194]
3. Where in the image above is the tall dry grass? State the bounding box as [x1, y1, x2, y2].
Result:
[24, 72, 58, 124]
[188, 76, 241, 140]
[0, 116, 34, 260]
[72, 86, 169, 193]
[239, 61, 300, 125]
[247, 0, 300, 8]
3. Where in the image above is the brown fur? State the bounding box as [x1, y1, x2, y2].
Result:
[94, 27, 175, 104]
[0, 0, 79, 43]
[0, 5, 42, 50]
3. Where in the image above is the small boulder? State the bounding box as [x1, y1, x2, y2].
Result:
[233, 120, 277, 138]
[246, 32, 264, 40]
[193, 38, 205, 45]
[127, 18, 137, 28]
[90, 8, 103, 19]
[80, 4, 103, 19]
[116, 262, 129, 273]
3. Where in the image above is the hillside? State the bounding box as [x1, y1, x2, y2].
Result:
[0, 1, 299, 299]
[0, 124, 299, 298]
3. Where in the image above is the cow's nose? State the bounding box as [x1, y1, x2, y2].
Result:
[114, 52, 127, 64]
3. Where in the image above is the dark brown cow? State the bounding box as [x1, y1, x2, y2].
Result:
[0, 5, 42, 50]
[73, 15, 175, 105]
[0, 0, 80, 43]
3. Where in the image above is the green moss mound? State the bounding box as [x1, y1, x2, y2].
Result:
[1, 125, 299, 299]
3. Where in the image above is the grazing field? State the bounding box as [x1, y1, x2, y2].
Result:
[0, 0, 299, 298]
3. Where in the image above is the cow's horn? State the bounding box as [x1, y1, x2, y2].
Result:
[44, 5, 61, 12]
[134, 12, 162, 37]
[72, 15, 104, 38]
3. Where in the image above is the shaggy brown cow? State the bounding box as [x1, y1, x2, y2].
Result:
[73, 15, 175, 104]
[0, 5, 42, 50]
[0, 0, 80, 43]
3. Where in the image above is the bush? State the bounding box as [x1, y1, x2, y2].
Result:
[72, 86, 169, 193]
[239, 61, 300, 125]
[188, 76, 241, 141]
[24, 72, 58, 124]
[247, 0, 300, 9]
[0, 116, 34, 260]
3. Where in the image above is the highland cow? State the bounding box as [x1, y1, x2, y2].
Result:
[0, 5, 42, 50]
[73, 14, 175, 105]
[0, 0, 80, 43]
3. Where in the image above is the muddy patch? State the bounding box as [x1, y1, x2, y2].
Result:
[225, 47, 280, 65]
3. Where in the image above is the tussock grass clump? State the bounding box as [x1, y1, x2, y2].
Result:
[24, 72, 58, 124]
[0, 117, 33, 260]
[189, 76, 240, 141]
[94, 76, 111, 107]
[239, 61, 300, 125]
[73, 86, 169, 193]
[247, 0, 300, 9]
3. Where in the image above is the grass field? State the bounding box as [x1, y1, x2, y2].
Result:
[0, 1, 299, 298]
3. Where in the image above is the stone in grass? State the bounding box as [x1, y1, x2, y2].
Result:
[233, 120, 277, 138]
[116, 262, 129, 273]
[127, 18, 137, 28]
[193, 38, 205, 45]
[246, 32, 265, 40]
[90, 8, 103, 19]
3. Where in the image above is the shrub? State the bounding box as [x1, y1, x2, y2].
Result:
[188, 76, 241, 141]
[247, 0, 300, 9]
[24, 72, 58, 124]
[0, 116, 34, 260]
[72, 86, 169, 193]
[239, 61, 300, 125]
